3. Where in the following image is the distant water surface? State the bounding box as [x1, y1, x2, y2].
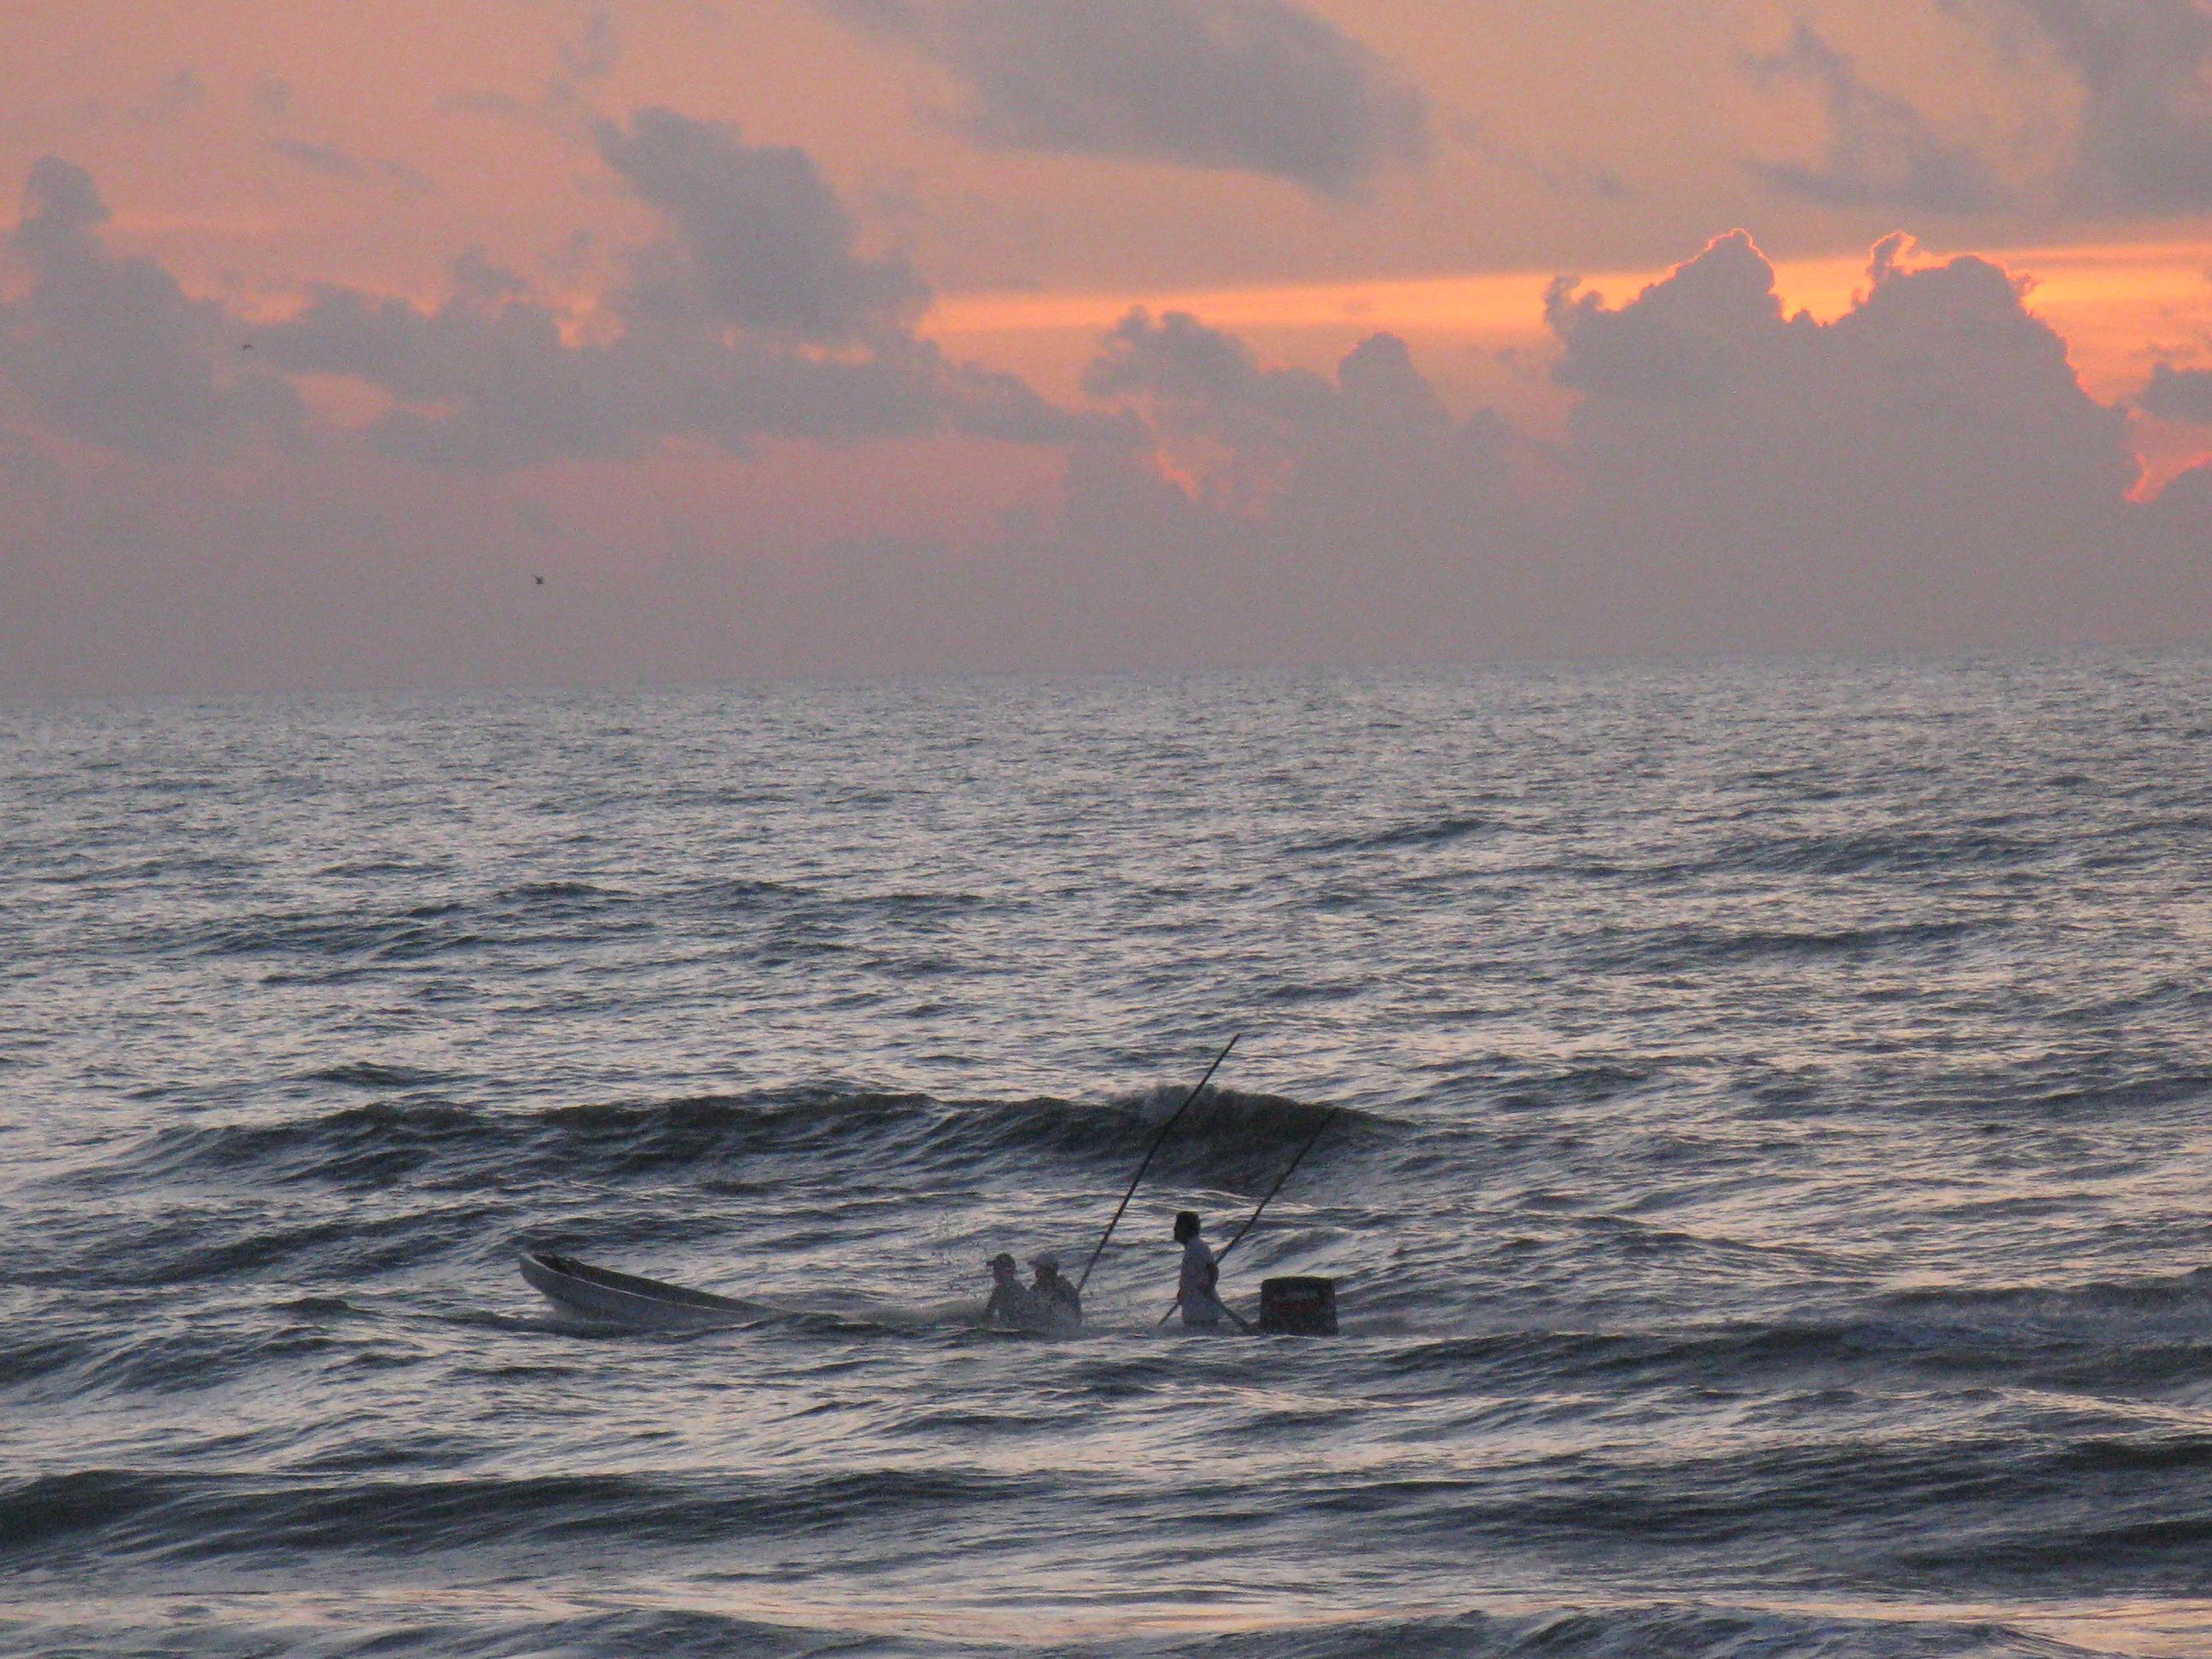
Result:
[7, 650, 2212, 1656]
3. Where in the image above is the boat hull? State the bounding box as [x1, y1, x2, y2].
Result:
[519, 1248, 753, 1329]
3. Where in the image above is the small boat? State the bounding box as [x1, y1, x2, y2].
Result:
[519, 1247, 753, 1329]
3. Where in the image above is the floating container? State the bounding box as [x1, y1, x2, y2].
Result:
[1256, 1276, 1337, 1336]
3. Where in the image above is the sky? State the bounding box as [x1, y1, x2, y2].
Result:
[1, 0, 2209, 696]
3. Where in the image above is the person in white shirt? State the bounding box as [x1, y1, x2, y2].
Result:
[1171, 1210, 1242, 1330]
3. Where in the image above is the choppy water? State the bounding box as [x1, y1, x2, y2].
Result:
[8, 651, 2212, 1657]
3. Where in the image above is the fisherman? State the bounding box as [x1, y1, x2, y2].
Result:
[1029, 1254, 1081, 1330]
[1170, 1210, 1239, 1329]
[984, 1252, 1035, 1328]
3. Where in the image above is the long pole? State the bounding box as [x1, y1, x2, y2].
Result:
[1221, 1107, 1338, 1260]
[1159, 1104, 1337, 1325]
[1075, 1033, 1238, 1295]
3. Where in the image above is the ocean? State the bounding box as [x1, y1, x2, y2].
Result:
[7, 649, 2212, 1657]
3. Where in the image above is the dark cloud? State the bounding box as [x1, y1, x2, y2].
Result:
[1545, 228, 1798, 401]
[450, 248, 533, 301]
[0, 118, 1091, 476]
[1548, 230, 2143, 646]
[2139, 361, 2212, 422]
[596, 108, 928, 344]
[247, 110, 1091, 469]
[0, 157, 301, 457]
[1754, 3, 2212, 218]
[1024, 231, 2189, 663]
[825, 0, 1428, 198]
[2008, 0, 2212, 212]
[1084, 307, 1272, 405]
[1941, 0, 2212, 213]
[1085, 309, 1500, 469]
[1049, 309, 1533, 659]
[1745, 22, 2002, 212]
[2133, 460, 2212, 570]
[261, 276, 980, 469]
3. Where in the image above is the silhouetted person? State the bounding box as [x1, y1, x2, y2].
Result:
[1029, 1254, 1081, 1330]
[984, 1252, 1034, 1328]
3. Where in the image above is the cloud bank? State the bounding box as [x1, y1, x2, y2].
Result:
[0, 132, 2207, 695]
[1030, 230, 2198, 663]
[1545, 230, 2152, 646]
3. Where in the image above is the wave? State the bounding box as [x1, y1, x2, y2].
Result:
[0, 1464, 1057, 1564]
[137, 875, 1018, 980]
[0, 1590, 2104, 1658]
[304, 1062, 454, 1091]
[1710, 826, 2042, 878]
[1366, 1279, 2212, 1394]
[100, 1086, 1377, 1197]
[1280, 1428, 2212, 1592]
[1191, 1604, 2076, 1659]
[1, 1307, 353, 1396]
[1592, 918, 1978, 970]
[1877, 1268, 2212, 1331]
[1299, 813, 1499, 855]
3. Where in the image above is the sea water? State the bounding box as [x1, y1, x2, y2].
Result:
[7, 649, 2212, 1656]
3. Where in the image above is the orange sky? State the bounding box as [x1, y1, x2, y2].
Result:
[925, 241, 2212, 399]
[2, 0, 2209, 692]
[5, 3, 2203, 426]
[0, 4, 2202, 354]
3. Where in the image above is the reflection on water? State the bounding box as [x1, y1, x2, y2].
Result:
[6, 649, 2212, 1656]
